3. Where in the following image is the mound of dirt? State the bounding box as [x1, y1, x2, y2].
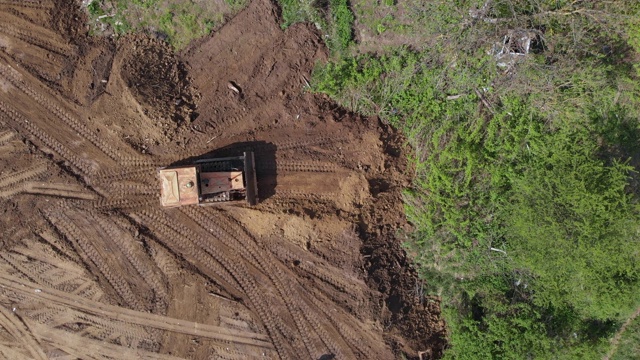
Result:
[119, 35, 198, 124]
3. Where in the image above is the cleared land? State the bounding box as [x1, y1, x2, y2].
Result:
[0, 0, 445, 359]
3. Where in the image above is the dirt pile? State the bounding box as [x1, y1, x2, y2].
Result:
[120, 36, 198, 124]
[0, 0, 445, 359]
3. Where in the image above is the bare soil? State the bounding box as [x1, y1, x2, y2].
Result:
[0, 0, 446, 359]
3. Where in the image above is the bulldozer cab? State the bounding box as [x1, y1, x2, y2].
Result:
[159, 151, 258, 207]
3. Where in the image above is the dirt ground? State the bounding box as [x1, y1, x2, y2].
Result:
[0, 0, 446, 359]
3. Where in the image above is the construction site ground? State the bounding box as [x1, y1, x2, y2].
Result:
[0, 0, 446, 359]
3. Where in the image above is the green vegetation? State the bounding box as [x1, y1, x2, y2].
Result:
[312, 0, 640, 358]
[84, 0, 242, 49]
[611, 314, 640, 360]
[274, 0, 354, 54]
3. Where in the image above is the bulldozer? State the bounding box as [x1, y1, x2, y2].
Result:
[158, 152, 258, 207]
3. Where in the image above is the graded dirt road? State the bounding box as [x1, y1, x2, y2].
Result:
[0, 0, 445, 359]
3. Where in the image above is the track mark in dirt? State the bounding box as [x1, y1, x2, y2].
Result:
[0, 0, 52, 9]
[2, 181, 96, 200]
[0, 273, 273, 348]
[0, 0, 446, 358]
[0, 306, 47, 360]
[0, 162, 47, 189]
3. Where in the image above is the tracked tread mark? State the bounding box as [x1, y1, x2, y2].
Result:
[46, 211, 146, 312]
[0, 129, 15, 145]
[0, 24, 71, 56]
[107, 182, 157, 195]
[133, 211, 243, 297]
[0, 306, 47, 360]
[0, 253, 57, 291]
[273, 190, 338, 201]
[272, 135, 350, 151]
[92, 214, 169, 314]
[185, 208, 323, 358]
[94, 166, 156, 184]
[268, 241, 379, 357]
[135, 209, 290, 358]
[0, 272, 273, 347]
[93, 196, 155, 211]
[0, 64, 130, 163]
[297, 299, 349, 360]
[25, 321, 182, 360]
[0, 101, 93, 174]
[268, 245, 353, 293]
[304, 289, 374, 358]
[21, 182, 97, 200]
[0, 162, 48, 189]
[71, 312, 154, 345]
[257, 160, 341, 173]
[0, 0, 52, 8]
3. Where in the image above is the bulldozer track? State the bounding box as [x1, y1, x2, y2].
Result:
[46, 211, 147, 311]
[273, 189, 339, 201]
[258, 160, 341, 173]
[269, 245, 353, 292]
[16, 182, 97, 200]
[0, 0, 52, 9]
[0, 306, 47, 360]
[93, 196, 155, 210]
[92, 214, 169, 312]
[0, 101, 94, 175]
[0, 24, 71, 56]
[107, 182, 157, 195]
[185, 208, 335, 359]
[305, 290, 374, 358]
[0, 129, 15, 144]
[26, 320, 184, 360]
[0, 162, 47, 189]
[0, 63, 125, 164]
[135, 209, 292, 359]
[273, 135, 350, 151]
[94, 166, 156, 184]
[133, 211, 244, 299]
[0, 273, 274, 347]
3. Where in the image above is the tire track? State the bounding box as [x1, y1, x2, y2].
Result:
[0, 0, 52, 9]
[0, 162, 48, 189]
[11, 182, 97, 200]
[26, 320, 185, 360]
[272, 135, 350, 151]
[0, 24, 71, 56]
[46, 211, 147, 312]
[92, 196, 155, 210]
[132, 211, 245, 301]
[134, 209, 292, 358]
[92, 214, 169, 314]
[273, 189, 339, 201]
[0, 306, 47, 360]
[0, 129, 15, 144]
[0, 100, 94, 175]
[185, 208, 351, 359]
[0, 63, 135, 165]
[257, 160, 341, 173]
[0, 273, 274, 348]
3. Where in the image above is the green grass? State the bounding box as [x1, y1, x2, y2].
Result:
[612, 315, 640, 360]
[312, 0, 640, 358]
[274, 0, 354, 54]
[84, 0, 244, 50]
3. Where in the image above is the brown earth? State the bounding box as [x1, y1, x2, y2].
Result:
[0, 0, 446, 359]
